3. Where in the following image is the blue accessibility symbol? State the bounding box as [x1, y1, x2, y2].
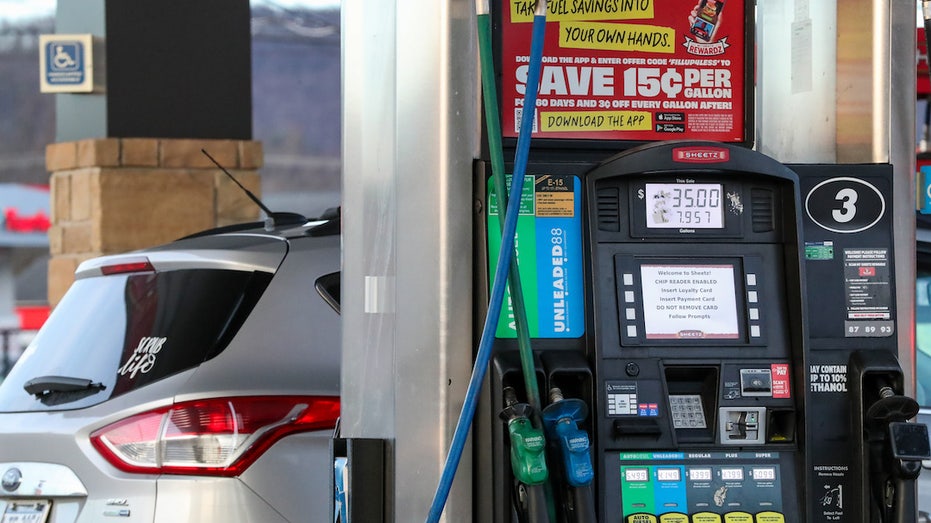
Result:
[49, 42, 80, 71]
[45, 40, 84, 85]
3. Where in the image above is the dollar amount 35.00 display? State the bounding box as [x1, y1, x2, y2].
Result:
[645, 183, 724, 229]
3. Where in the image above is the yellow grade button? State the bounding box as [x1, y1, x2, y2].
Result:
[691, 512, 722, 523]
[754, 511, 785, 523]
[723, 512, 753, 523]
[659, 513, 689, 523]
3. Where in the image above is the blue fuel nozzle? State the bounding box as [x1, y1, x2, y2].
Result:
[541, 387, 594, 488]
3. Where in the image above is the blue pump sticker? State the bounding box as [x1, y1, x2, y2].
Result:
[487, 174, 584, 339]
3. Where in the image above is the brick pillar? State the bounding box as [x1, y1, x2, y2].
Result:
[46, 137, 263, 305]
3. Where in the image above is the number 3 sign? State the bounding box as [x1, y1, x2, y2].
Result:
[804, 177, 886, 233]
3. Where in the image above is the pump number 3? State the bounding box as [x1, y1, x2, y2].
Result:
[805, 177, 885, 234]
[831, 188, 857, 223]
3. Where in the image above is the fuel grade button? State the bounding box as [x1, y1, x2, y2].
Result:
[690, 512, 722, 522]
[754, 512, 785, 523]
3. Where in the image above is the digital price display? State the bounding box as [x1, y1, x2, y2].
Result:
[656, 468, 681, 482]
[624, 468, 650, 483]
[753, 467, 776, 481]
[690, 468, 713, 481]
[645, 183, 724, 229]
[721, 468, 744, 481]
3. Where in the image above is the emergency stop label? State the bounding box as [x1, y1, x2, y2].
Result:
[501, 0, 748, 142]
[487, 174, 584, 338]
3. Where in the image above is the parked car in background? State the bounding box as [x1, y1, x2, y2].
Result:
[0, 209, 341, 523]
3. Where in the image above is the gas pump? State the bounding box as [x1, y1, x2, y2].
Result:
[584, 142, 807, 522]
[334, 0, 931, 520]
[336, 0, 928, 520]
[476, 140, 930, 522]
[461, 0, 931, 520]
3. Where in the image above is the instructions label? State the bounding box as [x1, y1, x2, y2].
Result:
[843, 248, 894, 337]
[501, 0, 748, 142]
[813, 464, 849, 521]
[640, 264, 739, 339]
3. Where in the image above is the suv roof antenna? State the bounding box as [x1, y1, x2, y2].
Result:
[201, 148, 306, 231]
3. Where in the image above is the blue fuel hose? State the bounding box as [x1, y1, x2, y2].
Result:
[424, 3, 548, 521]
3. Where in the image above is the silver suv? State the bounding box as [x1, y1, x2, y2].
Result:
[0, 210, 341, 523]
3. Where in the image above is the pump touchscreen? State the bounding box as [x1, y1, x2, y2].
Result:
[645, 183, 724, 229]
[641, 264, 740, 339]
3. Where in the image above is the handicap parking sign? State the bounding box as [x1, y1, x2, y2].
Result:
[39, 34, 95, 93]
[49, 41, 81, 74]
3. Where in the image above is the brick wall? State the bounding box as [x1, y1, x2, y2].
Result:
[46, 138, 263, 305]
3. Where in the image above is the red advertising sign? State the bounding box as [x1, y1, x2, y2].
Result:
[500, 0, 750, 143]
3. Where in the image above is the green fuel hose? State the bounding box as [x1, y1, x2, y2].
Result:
[478, 10, 542, 418]
[479, 4, 555, 522]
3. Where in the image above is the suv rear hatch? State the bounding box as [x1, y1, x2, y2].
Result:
[0, 233, 292, 522]
[0, 234, 287, 412]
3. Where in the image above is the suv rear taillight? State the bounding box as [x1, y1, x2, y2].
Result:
[90, 396, 340, 476]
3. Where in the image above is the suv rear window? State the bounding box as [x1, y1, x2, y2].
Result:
[0, 268, 272, 412]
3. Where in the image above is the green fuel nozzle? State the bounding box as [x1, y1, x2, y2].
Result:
[499, 387, 549, 486]
[541, 387, 594, 488]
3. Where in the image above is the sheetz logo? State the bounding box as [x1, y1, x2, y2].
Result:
[672, 147, 730, 163]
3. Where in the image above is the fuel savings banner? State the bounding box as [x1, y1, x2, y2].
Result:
[501, 0, 748, 142]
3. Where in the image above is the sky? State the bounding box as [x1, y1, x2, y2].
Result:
[0, 0, 55, 21]
[0, 0, 340, 22]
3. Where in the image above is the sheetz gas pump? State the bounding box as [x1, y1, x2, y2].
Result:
[477, 140, 930, 522]
[472, 1, 930, 522]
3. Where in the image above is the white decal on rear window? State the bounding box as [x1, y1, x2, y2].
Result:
[118, 337, 167, 379]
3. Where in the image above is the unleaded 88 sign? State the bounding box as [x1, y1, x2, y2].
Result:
[500, 0, 749, 143]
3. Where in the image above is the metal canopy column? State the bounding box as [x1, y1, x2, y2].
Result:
[757, 0, 916, 391]
[341, 0, 477, 521]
